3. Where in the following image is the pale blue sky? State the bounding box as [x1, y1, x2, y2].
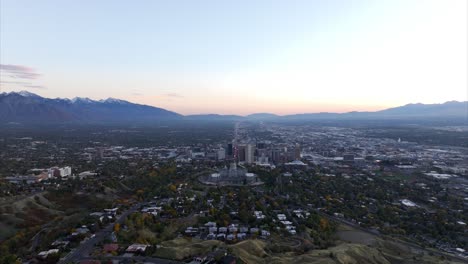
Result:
[1, 0, 467, 114]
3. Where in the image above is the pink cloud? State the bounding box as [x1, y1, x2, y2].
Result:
[0, 64, 41, 79]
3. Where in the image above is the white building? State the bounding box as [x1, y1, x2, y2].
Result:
[217, 148, 226, 160]
[59, 166, 72, 177]
[47, 166, 72, 178]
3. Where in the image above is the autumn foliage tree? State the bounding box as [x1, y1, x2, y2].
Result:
[114, 223, 120, 233]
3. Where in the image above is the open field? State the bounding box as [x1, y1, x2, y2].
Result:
[154, 237, 223, 260]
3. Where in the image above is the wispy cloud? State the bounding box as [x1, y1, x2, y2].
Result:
[140, 92, 184, 101]
[0, 80, 47, 90]
[0, 80, 30, 85]
[0, 65, 47, 90]
[0, 64, 41, 79]
[24, 85, 46, 90]
[164, 93, 184, 98]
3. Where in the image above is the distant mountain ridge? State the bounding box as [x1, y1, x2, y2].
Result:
[283, 101, 468, 120]
[246, 113, 279, 119]
[0, 91, 466, 124]
[376, 101, 466, 117]
[0, 91, 181, 123]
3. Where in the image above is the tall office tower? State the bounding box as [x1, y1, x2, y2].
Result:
[294, 143, 301, 160]
[227, 143, 233, 156]
[246, 144, 255, 164]
[238, 145, 246, 162]
[272, 149, 281, 164]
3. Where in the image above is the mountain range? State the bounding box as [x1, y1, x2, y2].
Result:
[0, 91, 466, 124]
[0, 91, 180, 123]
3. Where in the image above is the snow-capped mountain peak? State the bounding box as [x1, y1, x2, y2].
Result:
[71, 97, 96, 104]
[1, 90, 41, 98]
[99, 98, 129, 104]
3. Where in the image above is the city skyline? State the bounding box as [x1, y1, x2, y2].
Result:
[1, 0, 467, 115]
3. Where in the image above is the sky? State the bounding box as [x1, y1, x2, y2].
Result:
[0, 0, 467, 115]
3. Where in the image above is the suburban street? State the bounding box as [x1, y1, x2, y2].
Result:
[59, 203, 142, 263]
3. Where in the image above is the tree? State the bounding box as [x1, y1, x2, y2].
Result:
[114, 223, 120, 233]
[169, 184, 177, 192]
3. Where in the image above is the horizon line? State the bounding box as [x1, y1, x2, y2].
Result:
[2, 89, 466, 116]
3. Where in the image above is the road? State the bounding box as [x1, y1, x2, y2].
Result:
[59, 203, 141, 264]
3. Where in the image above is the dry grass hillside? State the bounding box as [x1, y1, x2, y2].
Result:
[0, 193, 60, 241]
[152, 235, 465, 264]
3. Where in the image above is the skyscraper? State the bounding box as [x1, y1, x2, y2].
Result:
[246, 144, 255, 164]
[227, 143, 233, 156]
[238, 145, 246, 162]
[294, 143, 301, 160]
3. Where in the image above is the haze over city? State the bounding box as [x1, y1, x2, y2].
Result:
[1, 0, 467, 115]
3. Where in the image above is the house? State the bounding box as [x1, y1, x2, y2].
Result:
[254, 211, 265, 219]
[239, 227, 248, 233]
[189, 256, 206, 264]
[185, 227, 199, 236]
[72, 227, 90, 237]
[209, 227, 218, 234]
[75, 226, 90, 235]
[207, 233, 216, 240]
[103, 244, 118, 253]
[218, 227, 228, 233]
[237, 233, 247, 240]
[226, 234, 235, 241]
[216, 233, 226, 240]
[261, 230, 271, 237]
[126, 243, 149, 253]
[277, 214, 287, 221]
[141, 206, 162, 216]
[250, 227, 259, 234]
[104, 208, 119, 216]
[51, 240, 69, 249]
[293, 210, 305, 218]
[205, 221, 217, 227]
[90, 212, 104, 217]
[198, 210, 209, 217]
[38, 249, 59, 259]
